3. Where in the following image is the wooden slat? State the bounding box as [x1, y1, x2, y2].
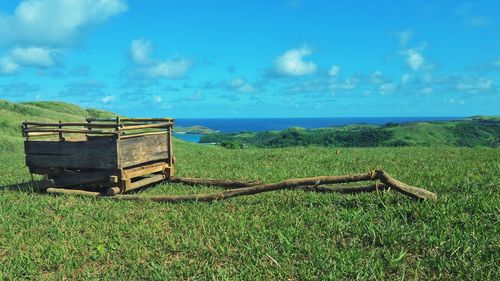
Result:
[121, 131, 167, 139]
[24, 128, 117, 134]
[119, 134, 168, 167]
[124, 162, 166, 179]
[52, 170, 114, 187]
[120, 122, 173, 131]
[126, 174, 166, 192]
[23, 122, 119, 128]
[25, 139, 118, 169]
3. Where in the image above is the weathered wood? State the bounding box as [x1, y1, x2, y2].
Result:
[87, 117, 175, 122]
[51, 170, 113, 187]
[23, 122, 119, 128]
[25, 139, 118, 169]
[375, 170, 437, 201]
[112, 173, 373, 202]
[23, 128, 117, 134]
[169, 177, 263, 188]
[299, 183, 388, 193]
[106, 187, 121, 196]
[24, 132, 59, 137]
[123, 162, 166, 179]
[119, 134, 168, 167]
[120, 122, 173, 131]
[46, 188, 101, 197]
[121, 131, 167, 139]
[125, 174, 167, 192]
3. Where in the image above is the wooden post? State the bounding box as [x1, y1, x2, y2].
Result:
[58, 120, 64, 141]
[166, 124, 174, 178]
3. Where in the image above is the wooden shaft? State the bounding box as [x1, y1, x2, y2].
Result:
[24, 132, 59, 137]
[120, 122, 173, 131]
[113, 173, 373, 203]
[23, 128, 117, 134]
[87, 117, 175, 122]
[46, 188, 101, 197]
[169, 177, 262, 188]
[22, 122, 119, 128]
[299, 183, 388, 193]
[375, 170, 437, 201]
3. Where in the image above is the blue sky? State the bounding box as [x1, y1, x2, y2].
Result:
[0, 0, 499, 117]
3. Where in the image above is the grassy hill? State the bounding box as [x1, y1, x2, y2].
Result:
[0, 100, 116, 151]
[200, 119, 500, 148]
[0, 100, 498, 279]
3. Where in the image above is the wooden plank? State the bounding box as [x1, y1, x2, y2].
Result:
[52, 170, 113, 187]
[23, 122, 118, 128]
[120, 122, 173, 131]
[24, 128, 117, 134]
[121, 131, 167, 139]
[25, 139, 118, 169]
[126, 174, 166, 192]
[123, 162, 166, 179]
[119, 134, 168, 167]
[25, 139, 116, 155]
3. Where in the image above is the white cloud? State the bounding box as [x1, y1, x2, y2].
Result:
[403, 49, 425, 71]
[456, 77, 493, 94]
[11, 46, 60, 67]
[101, 95, 114, 103]
[274, 46, 317, 76]
[146, 59, 191, 79]
[0, 0, 128, 47]
[129, 38, 192, 79]
[379, 83, 396, 95]
[328, 65, 340, 76]
[419, 87, 433, 94]
[229, 77, 255, 93]
[153, 95, 162, 103]
[130, 39, 152, 65]
[444, 98, 465, 105]
[396, 29, 412, 46]
[0, 57, 20, 75]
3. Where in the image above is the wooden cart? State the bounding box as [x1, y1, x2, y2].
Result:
[21, 117, 174, 196]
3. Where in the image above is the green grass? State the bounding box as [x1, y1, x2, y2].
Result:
[200, 119, 500, 148]
[0, 101, 499, 279]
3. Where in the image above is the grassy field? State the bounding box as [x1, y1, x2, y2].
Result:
[0, 100, 499, 279]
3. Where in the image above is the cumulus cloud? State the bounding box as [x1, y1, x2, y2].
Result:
[328, 65, 341, 77]
[11, 46, 61, 67]
[379, 83, 396, 95]
[101, 95, 114, 103]
[130, 39, 152, 65]
[128, 39, 192, 79]
[419, 87, 433, 94]
[146, 59, 191, 79]
[403, 48, 425, 71]
[0, 82, 40, 97]
[0, 0, 128, 47]
[274, 46, 317, 76]
[0, 0, 126, 75]
[456, 77, 493, 94]
[0, 57, 19, 75]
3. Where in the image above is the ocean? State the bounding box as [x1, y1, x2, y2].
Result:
[173, 117, 464, 143]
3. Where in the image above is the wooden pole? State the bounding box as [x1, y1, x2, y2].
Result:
[375, 170, 437, 201]
[169, 177, 263, 188]
[46, 188, 101, 197]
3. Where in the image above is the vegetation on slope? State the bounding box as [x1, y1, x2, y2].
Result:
[0, 100, 116, 152]
[174, 125, 219, 134]
[200, 119, 500, 148]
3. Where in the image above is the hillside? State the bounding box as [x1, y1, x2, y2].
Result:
[0, 100, 117, 151]
[200, 119, 500, 148]
[0, 100, 498, 279]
